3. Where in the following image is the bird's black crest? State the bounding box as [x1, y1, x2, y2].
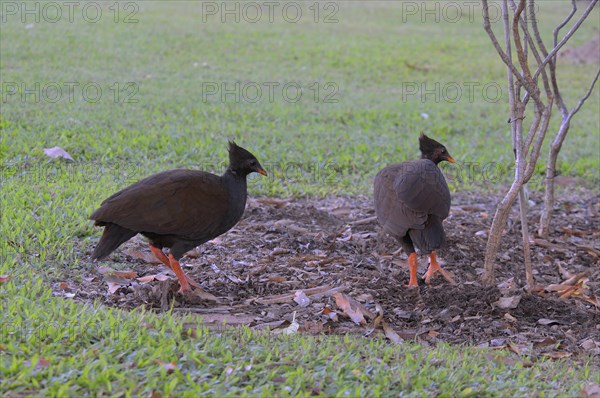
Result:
[419, 133, 444, 153]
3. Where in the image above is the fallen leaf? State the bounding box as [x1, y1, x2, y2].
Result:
[137, 275, 154, 284]
[533, 336, 557, 348]
[188, 288, 219, 302]
[333, 292, 367, 325]
[122, 247, 161, 264]
[542, 351, 572, 359]
[320, 306, 339, 322]
[97, 267, 138, 279]
[35, 357, 51, 368]
[250, 320, 287, 330]
[0, 275, 9, 283]
[43, 146, 74, 160]
[583, 294, 599, 308]
[382, 320, 403, 343]
[365, 304, 384, 337]
[273, 311, 299, 335]
[155, 360, 177, 373]
[557, 263, 572, 280]
[256, 197, 292, 208]
[507, 343, 521, 355]
[264, 275, 286, 283]
[503, 313, 517, 322]
[580, 339, 598, 351]
[293, 290, 311, 307]
[270, 247, 290, 256]
[428, 330, 440, 338]
[497, 277, 517, 292]
[494, 295, 521, 309]
[137, 274, 170, 284]
[254, 285, 341, 305]
[225, 273, 244, 284]
[581, 382, 600, 398]
[538, 318, 561, 326]
[114, 270, 137, 279]
[53, 291, 76, 298]
[299, 321, 325, 334]
[107, 282, 123, 294]
[58, 282, 69, 290]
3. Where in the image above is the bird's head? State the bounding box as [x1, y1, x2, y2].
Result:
[419, 133, 455, 165]
[228, 141, 268, 177]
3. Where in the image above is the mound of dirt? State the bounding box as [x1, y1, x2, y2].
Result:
[71, 189, 600, 359]
[560, 31, 600, 64]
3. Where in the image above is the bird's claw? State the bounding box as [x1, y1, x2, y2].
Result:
[424, 266, 455, 285]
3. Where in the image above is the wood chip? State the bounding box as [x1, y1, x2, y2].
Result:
[253, 285, 343, 305]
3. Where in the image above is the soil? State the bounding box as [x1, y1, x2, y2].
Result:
[66, 189, 600, 361]
[560, 30, 600, 65]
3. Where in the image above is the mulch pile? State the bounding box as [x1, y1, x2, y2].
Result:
[65, 189, 599, 360]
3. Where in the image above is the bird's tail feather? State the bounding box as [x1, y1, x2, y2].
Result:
[91, 223, 136, 260]
[409, 216, 446, 253]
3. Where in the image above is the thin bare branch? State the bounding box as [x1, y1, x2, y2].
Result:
[501, 0, 520, 162]
[553, 0, 578, 48]
[531, 0, 574, 115]
[481, 0, 532, 92]
[523, 105, 541, 151]
[520, 0, 552, 99]
[512, 0, 540, 101]
[518, 188, 534, 290]
[568, 67, 600, 118]
[533, 0, 598, 80]
[525, 99, 553, 180]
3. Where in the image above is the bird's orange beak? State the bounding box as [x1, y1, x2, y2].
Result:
[257, 167, 268, 176]
[446, 155, 456, 163]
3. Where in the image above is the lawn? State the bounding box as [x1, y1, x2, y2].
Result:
[1, 1, 599, 396]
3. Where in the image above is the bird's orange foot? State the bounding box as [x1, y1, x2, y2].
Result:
[407, 252, 419, 288]
[424, 251, 455, 285]
[167, 254, 202, 293]
[150, 246, 203, 292]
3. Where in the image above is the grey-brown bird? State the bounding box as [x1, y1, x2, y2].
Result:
[374, 134, 455, 288]
[90, 141, 267, 293]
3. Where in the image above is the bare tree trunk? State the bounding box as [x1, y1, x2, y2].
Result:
[518, 188, 534, 289]
[481, 181, 522, 285]
[539, 121, 569, 239]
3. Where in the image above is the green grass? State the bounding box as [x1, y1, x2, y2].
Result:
[1, 1, 599, 396]
[2, 277, 597, 396]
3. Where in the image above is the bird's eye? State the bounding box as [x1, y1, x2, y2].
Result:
[441, 149, 446, 153]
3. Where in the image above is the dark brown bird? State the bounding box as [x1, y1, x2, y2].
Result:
[90, 141, 267, 293]
[374, 133, 455, 288]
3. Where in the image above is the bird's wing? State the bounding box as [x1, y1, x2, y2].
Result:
[90, 169, 230, 239]
[374, 160, 450, 235]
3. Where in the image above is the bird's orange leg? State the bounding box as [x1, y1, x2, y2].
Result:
[407, 252, 419, 288]
[424, 251, 455, 285]
[149, 245, 172, 269]
[168, 254, 205, 293]
[150, 245, 203, 290]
